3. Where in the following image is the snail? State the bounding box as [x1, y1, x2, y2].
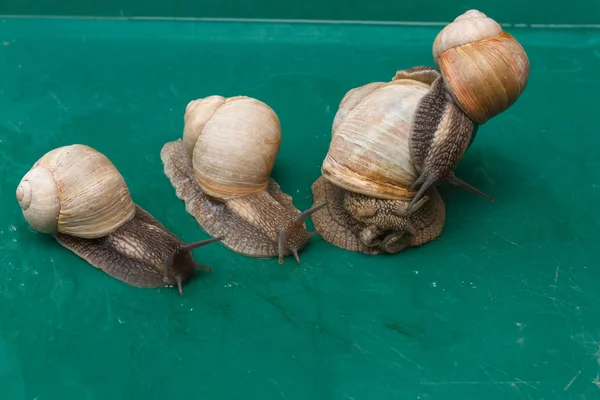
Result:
[160, 95, 327, 264]
[311, 69, 446, 254]
[405, 9, 530, 212]
[310, 10, 529, 255]
[15, 144, 222, 295]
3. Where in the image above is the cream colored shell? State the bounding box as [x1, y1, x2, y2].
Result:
[182, 95, 282, 201]
[16, 144, 135, 238]
[322, 78, 433, 201]
[432, 10, 503, 62]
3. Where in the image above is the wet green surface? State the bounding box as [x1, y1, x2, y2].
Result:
[1, 17, 600, 399]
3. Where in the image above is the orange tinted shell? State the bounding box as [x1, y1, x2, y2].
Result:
[433, 10, 530, 124]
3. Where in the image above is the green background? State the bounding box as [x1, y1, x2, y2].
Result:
[1, 2, 599, 400]
[1, 0, 600, 25]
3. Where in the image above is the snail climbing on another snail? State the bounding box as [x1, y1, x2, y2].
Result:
[311, 9, 530, 255]
[16, 144, 221, 295]
[405, 9, 530, 213]
[160, 95, 327, 264]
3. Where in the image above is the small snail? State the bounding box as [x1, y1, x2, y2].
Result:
[16, 144, 221, 294]
[311, 70, 446, 254]
[160, 95, 326, 264]
[405, 9, 530, 212]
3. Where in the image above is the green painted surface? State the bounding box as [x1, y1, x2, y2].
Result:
[1, 0, 600, 25]
[1, 16, 600, 399]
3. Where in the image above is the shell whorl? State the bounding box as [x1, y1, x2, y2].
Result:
[432, 10, 503, 62]
[16, 144, 136, 238]
[182, 95, 282, 201]
[432, 9, 530, 124]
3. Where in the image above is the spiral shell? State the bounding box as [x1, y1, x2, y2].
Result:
[182, 95, 282, 201]
[16, 144, 135, 238]
[321, 78, 433, 200]
[432, 9, 530, 124]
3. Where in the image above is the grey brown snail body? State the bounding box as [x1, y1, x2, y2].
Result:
[16, 144, 221, 294]
[160, 95, 326, 264]
[311, 10, 529, 254]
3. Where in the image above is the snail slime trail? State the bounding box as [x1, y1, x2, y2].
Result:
[16, 144, 222, 295]
[311, 10, 529, 255]
[160, 95, 327, 264]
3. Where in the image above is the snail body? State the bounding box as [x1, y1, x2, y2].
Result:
[16, 144, 221, 294]
[161, 95, 326, 264]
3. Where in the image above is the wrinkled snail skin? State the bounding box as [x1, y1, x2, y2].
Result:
[16, 144, 221, 295]
[160, 96, 326, 264]
[311, 177, 445, 255]
[311, 72, 447, 255]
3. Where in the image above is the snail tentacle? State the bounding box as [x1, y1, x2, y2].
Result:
[276, 201, 328, 264]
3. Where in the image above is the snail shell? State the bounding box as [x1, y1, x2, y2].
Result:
[312, 71, 447, 255]
[321, 78, 430, 201]
[16, 144, 135, 237]
[16, 144, 221, 294]
[161, 95, 326, 264]
[432, 9, 530, 124]
[183, 96, 282, 200]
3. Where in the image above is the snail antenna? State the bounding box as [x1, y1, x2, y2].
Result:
[293, 201, 328, 226]
[292, 249, 300, 264]
[176, 276, 184, 296]
[278, 202, 328, 264]
[180, 236, 223, 252]
[448, 175, 494, 202]
[194, 263, 212, 272]
[407, 173, 438, 215]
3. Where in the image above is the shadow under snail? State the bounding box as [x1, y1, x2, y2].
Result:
[311, 9, 530, 254]
[160, 95, 327, 264]
[15, 144, 222, 295]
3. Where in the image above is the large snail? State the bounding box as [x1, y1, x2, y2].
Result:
[311, 9, 530, 254]
[160, 95, 326, 264]
[16, 144, 221, 294]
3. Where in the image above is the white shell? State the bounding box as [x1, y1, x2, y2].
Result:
[322, 78, 432, 200]
[16, 167, 60, 233]
[16, 144, 136, 238]
[432, 10, 503, 64]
